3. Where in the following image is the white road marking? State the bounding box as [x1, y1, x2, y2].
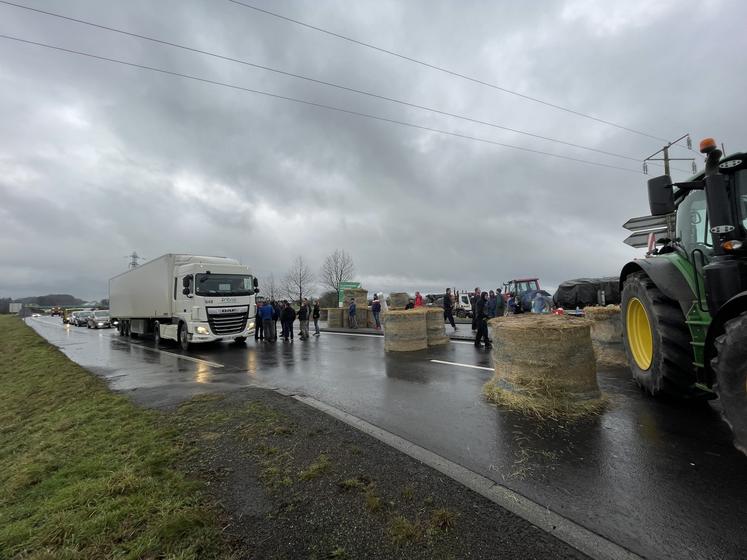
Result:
[134, 346, 225, 368]
[295, 395, 642, 560]
[430, 359, 493, 371]
[322, 331, 383, 339]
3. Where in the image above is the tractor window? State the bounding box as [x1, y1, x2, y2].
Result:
[677, 190, 711, 255]
[737, 170, 747, 233]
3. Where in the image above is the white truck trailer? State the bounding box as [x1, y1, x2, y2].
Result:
[110, 254, 258, 350]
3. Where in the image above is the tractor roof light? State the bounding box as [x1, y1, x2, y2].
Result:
[699, 137, 717, 154]
[721, 240, 743, 252]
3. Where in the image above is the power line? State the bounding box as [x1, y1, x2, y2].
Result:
[0, 0, 643, 163]
[0, 33, 643, 174]
[226, 0, 675, 144]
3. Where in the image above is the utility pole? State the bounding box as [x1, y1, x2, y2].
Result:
[643, 133, 698, 176]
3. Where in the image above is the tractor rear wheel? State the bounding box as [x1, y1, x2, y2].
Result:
[621, 272, 697, 397]
[711, 311, 747, 454]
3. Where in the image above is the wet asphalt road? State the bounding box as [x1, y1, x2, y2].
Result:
[28, 317, 747, 560]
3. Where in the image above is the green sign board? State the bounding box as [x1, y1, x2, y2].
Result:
[338, 281, 361, 306]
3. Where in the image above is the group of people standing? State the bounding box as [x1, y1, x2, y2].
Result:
[255, 299, 321, 342]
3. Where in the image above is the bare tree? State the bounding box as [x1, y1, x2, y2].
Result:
[320, 249, 355, 302]
[262, 273, 278, 301]
[283, 256, 314, 303]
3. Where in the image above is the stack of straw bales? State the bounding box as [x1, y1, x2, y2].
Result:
[388, 292, 410, 309]
[383, 309, 428, 351]
[484, 315, 606, 417]
[583, 305, 627, 368]
[424, 307, 448, 346]
[343, 288, 368, 308]
[325, 308, 344, 328]
[354, 308, 369, 328]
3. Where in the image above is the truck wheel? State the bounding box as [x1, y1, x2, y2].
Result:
[711, 311, 747, 454]
[456, 309, 465, 318]
[154, 322, 161, 346]
[178, 323, 190, 351]
[621, 272, 696, 397]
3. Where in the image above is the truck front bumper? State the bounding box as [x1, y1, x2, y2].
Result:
[188, 320, 255, 342]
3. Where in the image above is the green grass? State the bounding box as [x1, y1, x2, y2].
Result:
[299, 453, 332, 481]
[388, 515, 422, 545]
[0, 316, 227, 559]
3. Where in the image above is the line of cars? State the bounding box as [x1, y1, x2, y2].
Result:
[65, 309, 117, 329]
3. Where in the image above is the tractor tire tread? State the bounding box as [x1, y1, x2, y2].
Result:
[710, 311, 747, 454]
[622, 272, 696, 397]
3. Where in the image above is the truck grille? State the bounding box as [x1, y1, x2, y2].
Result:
[208, 312, 248, 335]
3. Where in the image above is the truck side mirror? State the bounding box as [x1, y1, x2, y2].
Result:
[182, 287, 191, 296]
[253, 278, 259, 288]
[648, 175, 675, 215]
[182, 276, 191, 287]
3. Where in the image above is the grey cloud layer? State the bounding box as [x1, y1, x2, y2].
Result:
[1, 0, 745, 299]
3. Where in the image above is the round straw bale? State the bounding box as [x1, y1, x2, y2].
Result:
[382, 309, 427, 351]
[424, 307, 448, 346]
[388, 292, 410, 309]
[354, 308, 369, 329]
[343, 288, 368, 308]
[484, 315, 605, 417]
[325, 308, 344, 328]
[583, 305, 627, 368]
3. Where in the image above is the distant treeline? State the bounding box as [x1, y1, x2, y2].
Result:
[0, 294, 86, 313]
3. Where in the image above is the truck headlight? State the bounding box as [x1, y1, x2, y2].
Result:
[195, 325, 210, 335]
[247, 321, 255, 330]
[97, 322, 104, 326]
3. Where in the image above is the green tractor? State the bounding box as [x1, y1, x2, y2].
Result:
[620, 138, 747, 453]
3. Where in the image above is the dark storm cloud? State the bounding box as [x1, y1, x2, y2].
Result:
[1, 0, 745, 299]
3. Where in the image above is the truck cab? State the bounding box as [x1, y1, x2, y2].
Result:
[173, 259, 258, 346]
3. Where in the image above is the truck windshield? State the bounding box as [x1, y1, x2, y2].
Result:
[195, 274, 254, 296]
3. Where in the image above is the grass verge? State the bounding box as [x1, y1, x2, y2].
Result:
[0, 316, 227, 559]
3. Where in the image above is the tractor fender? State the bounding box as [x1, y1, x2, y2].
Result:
[704, 290, 747, 376]
[620, 259, 695, 317]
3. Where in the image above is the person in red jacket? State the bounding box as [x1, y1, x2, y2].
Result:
[414, 291, 424, 307]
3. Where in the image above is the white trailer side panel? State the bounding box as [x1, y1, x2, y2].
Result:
[109, 254, 175, 319]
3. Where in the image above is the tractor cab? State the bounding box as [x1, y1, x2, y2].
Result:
[620, 138, 747, 453]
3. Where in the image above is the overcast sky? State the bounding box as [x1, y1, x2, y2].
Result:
[1, 0, 745, 300]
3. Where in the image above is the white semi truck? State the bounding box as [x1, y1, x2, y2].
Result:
[110, 254, 258, 350]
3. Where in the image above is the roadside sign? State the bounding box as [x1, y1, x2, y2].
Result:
[338, 281, 360, 306]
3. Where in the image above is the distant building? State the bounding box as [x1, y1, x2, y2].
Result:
[9, 303, 22, 314]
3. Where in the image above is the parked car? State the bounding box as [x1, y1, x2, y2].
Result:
[74, 311, 92, 326]
[87, 310, 112, 329]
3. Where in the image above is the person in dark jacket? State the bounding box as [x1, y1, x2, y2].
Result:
[474, 291, 492, 348]
[486, 290, 497, 318]
[348, 298, 357, 329]
[312, 300, 321, 335]
[443, 288, 456, 330]
[298, 298, 310, 339]
[280, 301, 296, 341]
[271, 300, 280, 338]
[371, 297, 382, 329]
[254, 301, 264, 341]
[405, 299, 415, 310]
[495, 288, 506, 318]
[470, 287, 480, 330]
